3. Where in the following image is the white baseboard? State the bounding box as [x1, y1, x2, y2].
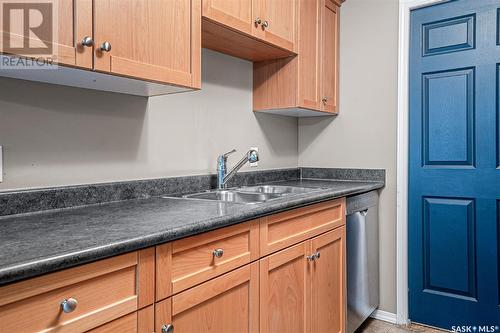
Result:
[370, 310, 398, 324]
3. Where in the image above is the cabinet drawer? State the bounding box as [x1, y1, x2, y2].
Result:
[260, 198, 345, 255]
[0, 249, 155, 333]
[156, 220, 259, 300]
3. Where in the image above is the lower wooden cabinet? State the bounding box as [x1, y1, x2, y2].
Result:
[260, 241, 310, 333]
[260, 227, 346, 333]
[155, 262, 259, 333]
[311, 227, 346, 333]
[0, 249, 154, 333]
[0, 198, 348, 333]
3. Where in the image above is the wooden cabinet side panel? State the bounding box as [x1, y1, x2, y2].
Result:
[155, 298, 173, 333]
[253, 57, 298, 111]
[156, 243, 173, 302]
[138, 248, 155, 308]
[137, 305, 155, 333]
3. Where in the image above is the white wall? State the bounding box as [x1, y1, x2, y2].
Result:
[0, 49, 298, 191]
[298, 0, 399, 312]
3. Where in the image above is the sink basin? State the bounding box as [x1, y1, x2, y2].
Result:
[239, 185, 321, 195]
[183, 190, 282, 204]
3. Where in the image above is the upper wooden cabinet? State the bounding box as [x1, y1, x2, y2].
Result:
[253, 0, 341, 116]
[202, 0, 254, 35]
[201, 0, 297, 61]
[321, 0, 340, 113]
[253, 0, 297, 51]
[56, 0, 93, 69]
[0, 0, 201, 96]
[0, 0, 93, 69]
[93, 0, 200, 89]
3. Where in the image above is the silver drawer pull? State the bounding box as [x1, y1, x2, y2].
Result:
[80, 36, 94, 47]
[162, 324, 174, 333]
[212, 248, 224, 258]
[60, 298, 78, 313]
[306, 252, 321, 262]
[100, 41, 112, 52]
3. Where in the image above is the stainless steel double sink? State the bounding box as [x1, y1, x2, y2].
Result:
[179, 185, 323, 204]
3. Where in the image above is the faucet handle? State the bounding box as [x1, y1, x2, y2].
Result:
[248, 149, 259, 163]
[220, 149, 237, 160]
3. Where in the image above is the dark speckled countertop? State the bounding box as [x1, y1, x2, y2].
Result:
[0, 178, 383, 286]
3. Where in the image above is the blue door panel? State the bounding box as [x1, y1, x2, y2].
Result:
[409, 0, 500, 329]
[423, 197, 476, 297]
[497, 63, 500, 167]
[423, 68, 474, 166]
[423, 14, 475, 56]
[497, 9, 500, 45]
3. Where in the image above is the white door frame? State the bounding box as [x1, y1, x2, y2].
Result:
[396, 0, 449, 325]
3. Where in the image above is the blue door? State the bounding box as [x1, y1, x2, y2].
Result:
[409, 0, 500, 329]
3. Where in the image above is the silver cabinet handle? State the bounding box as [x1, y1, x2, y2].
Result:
[60, 298, 78, 313]
[100, 41, 112, 52]
[262, 20, 269, 28]
[306, 252, 321, 261]
[162, 324, 174, 333]
[213, 248, 224, 258]
[255, 17, 262, 25]
[322, 97, 328, 103]
[81, 36, 94, 47]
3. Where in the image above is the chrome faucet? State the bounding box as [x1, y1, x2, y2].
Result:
[217, 149, 259, 189]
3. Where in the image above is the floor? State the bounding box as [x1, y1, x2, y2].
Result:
[358, 319, 447, 333]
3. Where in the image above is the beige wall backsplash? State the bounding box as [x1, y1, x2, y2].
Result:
[0, 49, 298, 191]
[298, 0, 399, 313]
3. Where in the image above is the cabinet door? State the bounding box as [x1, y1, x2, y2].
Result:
[297, 0, 321, 110]
[202, 0, 254, 35]
[155, 262, 259, 333]
[93, 0, 201, 88]
[0, 0, 92, 69]
[254, 0, 297, 52]
[320, 0, 339, 113]
[260, 241, 311, 333]
[310, 227, 346, 333]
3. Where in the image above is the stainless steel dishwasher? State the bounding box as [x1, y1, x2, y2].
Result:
[346, 191, 379, 333]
